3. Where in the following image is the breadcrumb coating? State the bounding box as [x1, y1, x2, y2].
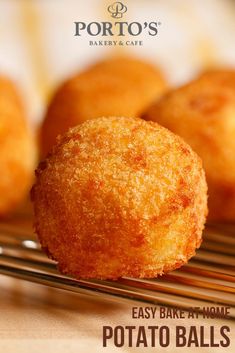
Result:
[32, 117, 207, 279]
[40, 56, 167, 157]
[143, 69, 235, 220]
[0, 76, 36, 215]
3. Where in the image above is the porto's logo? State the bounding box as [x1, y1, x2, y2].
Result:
[108, 2, 127, 19]
[74, 1, 160, 44]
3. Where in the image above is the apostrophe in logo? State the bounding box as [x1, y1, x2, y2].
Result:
[108, 2, 127, 19]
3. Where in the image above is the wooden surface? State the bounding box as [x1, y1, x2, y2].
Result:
[0, 274, 235, 353]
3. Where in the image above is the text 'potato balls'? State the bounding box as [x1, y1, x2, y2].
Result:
[143, 70, 235, 220]
[0, 76, 36, 216]
[32, 117, 207, 280]
[40, 56, 167, 156]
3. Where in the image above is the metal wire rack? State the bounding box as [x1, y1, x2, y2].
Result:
[0, 218, 234, 318]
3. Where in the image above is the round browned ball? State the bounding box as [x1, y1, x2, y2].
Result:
[40, 56, 167, 157]
[32, 117, 207, 280]
[143, 69, 235, 221]
[0, 76, 36, 215]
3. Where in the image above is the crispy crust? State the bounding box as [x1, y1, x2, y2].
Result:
[40, 57, 167, 157]
[0, 76, 36, 215]
[143, 70, 235, 221]
[32, 117, 207, 279]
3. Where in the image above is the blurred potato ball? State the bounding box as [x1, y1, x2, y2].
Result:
[40, 56, 167, 156]
[143, 70, 235, 220]
[198, 68, 235, 89]
[32, 117, 207, 280]
[0, 76, 36, 216]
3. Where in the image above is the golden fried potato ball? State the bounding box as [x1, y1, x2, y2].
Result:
[40, 56, 167, 157]
[143, 71, 235, 220]
[32, 117, 207, 280]
[0, 76, 36, 216]
[198, 68, 235, 89]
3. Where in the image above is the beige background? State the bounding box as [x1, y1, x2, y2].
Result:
[0, 0, 235, 124]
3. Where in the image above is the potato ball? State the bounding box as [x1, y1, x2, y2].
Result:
[32, 117, 207, 280]
[143, 72, 235, 220]
[40, 56, 167, 157]
[198, 68, 235, 89]
[0, 76, 36, 215]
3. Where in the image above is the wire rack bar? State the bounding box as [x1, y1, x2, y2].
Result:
[0, 223, 234, 319]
